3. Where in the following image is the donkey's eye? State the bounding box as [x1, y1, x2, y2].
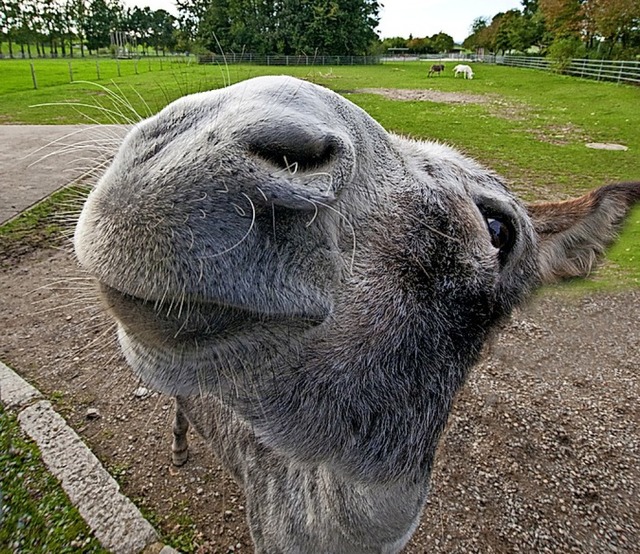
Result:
[486, 217, 510, 250]
[476, 203, 516, 262]
[484, 216, 515, 265]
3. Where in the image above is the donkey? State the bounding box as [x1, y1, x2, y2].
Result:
[428, 63, 445, 77]
[74, 75, 639, 553]
[453, 64, 474, 79]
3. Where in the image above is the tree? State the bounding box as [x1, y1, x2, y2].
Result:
[0, 0, 20, 57]
[12, 0, 38, 58]
[184, 0, 379, 55]
[471, 16, 489, 35]
[40, 0, 68, 57]
[475, 13, 504, 53]
[584, 0, 640, 56]
[494, 9, 522, 53]
[127, 6, 153, 53]
[196, 0, 232, 53]
[462, 0, 640, 58]
[176, 0, 221, 46]
[84, 0, 116, 53]
[150, 9, 177, 55]
[462, 16, 488, 50]
[303, 0, 380, 55]
[430, 31, 453, 53]
[538, 0, 583, 39]
[406, 36, 432, 54]
[72, 0, 89, 57]
[521, 0, 540, 17]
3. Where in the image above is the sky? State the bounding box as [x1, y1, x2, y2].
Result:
[124, 0, 525, 43]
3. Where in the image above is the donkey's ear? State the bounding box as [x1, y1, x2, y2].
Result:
[526, 182, 640, 283]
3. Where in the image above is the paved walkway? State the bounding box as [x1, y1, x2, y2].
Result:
[0, 125, 124, 224]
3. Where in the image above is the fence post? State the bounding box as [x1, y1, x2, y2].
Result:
[95, 59, 100, 80]
[68, 61, 73, 83]
[116, 59, 121, 77]
[30, 63, 38, 90]
[597, 59, 604, 81]
[134, 59, 138, 74]
[617, 61, 624, 84]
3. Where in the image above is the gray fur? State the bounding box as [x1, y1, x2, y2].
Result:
[74, 76, 639, 553]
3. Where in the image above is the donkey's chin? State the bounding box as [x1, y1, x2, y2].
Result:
[102, 283, 322, 396]
[115, 327, 225, 396]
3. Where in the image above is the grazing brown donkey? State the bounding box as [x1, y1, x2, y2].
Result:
[75, 76, 639, 553]
[428, 63, 445, 77]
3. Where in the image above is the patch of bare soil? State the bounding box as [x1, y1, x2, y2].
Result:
[357, 88, 498, 106]
[359, 88, 591, 146]
[1, 245, 638, 553]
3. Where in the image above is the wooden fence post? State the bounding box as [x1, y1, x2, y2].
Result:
[30, 63, 38, 90]
[68, 61, 74, 83]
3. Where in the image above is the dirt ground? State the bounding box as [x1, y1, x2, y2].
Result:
[1, 239, 638, 553]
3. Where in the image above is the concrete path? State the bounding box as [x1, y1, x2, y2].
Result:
[0, 125, 124, 224]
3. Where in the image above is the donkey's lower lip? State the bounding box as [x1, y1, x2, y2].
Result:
[98, 282, 262, 342]
[98, 282, 326, 350]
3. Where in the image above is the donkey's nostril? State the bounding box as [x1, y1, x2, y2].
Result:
[248, 130, 338, 173]
[243, 124, 354, 208]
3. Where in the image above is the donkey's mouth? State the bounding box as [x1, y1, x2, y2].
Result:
[99, 281, 326, 397]
[99, 282, 325, 349]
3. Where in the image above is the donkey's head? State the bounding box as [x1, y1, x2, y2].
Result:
[75, 76, 638, 482]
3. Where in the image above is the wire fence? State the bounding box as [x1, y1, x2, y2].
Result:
[197, 53, 381, 66]
[2, 56, 197, 92]
[6, 52, 639, 92]
[382, 53, 640, 85]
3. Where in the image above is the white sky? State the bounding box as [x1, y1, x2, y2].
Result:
[124, 0, 525, 43]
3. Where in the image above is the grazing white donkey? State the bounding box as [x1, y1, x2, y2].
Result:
[454, 63, 474, 79]
[75, 75, 639, 553]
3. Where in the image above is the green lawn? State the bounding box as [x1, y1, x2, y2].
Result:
[0, 59, 638, 287]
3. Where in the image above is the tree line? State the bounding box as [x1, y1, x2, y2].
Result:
[0, 0, 381, 58]
[381, 0, 639, 61]
[180, 0, 380, 56]
[463, 0, 640, 60]
[2, 0, 637, 60]
[0, 0, 179, 58]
